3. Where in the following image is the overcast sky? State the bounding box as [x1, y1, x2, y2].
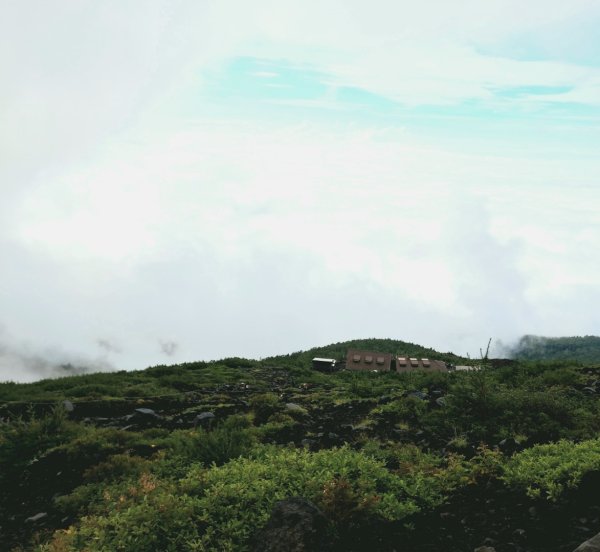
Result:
[2, 1, 600, 381]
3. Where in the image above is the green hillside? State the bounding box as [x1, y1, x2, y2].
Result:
[2, 338, 600, 551]
[0, 338, 464, 405]
[264, 337, 467, 366]
[511, 335, 600, 363]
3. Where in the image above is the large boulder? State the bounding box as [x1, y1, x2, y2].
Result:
[62, 400, 75, 413]
[285, 403, 308, 415]
[253, 497, 330, 552]
[194, 412, 216, 428]
[25, 512, 47, 523]
[127, 408, 162, 426]
[573, 532, 600, 551]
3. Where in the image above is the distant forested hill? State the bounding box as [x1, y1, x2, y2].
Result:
[263, 338, 466, 367]
[509, 335, 600, 363]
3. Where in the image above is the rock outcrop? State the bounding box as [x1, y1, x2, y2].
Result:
[253, 497, 330, 552]
[574, 532, 600, 552]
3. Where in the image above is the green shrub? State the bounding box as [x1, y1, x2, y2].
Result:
[179, 444, 467, 550]
[45, 485, 203, 552]
[370, 396, 427, 425]
[67, 384, 115, 398]
[0, 405, 80, 484]
[255, 412, 301, 443]
[502, 438, 600, 501]
[164, 415, 255, 466]
[83, 453, 152, 482]
[249, 393, 281, 424]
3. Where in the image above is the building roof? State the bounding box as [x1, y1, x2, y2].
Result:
[396, 356, 447, 373]
[312, 357, 336, 363]
[346, 349, 393, 372]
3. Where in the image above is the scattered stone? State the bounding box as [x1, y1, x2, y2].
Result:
[25, 513, 47, 523]
[62, 400, 75, 412]
[474, 546, 496, 552]
[352, 424, 372, 432]
[126, 408, 162, 426]
[528, 506, 537, 518]
[134, 408, 160, 418]
[408, 391, 428, 400]
[573, 532, 600, 552]
[285, 403, 307, 414]
[194, 412, 216, 427]
[253, 497, 329, 552]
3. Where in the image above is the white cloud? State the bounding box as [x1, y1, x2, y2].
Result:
[1, 1, 599, 379]
[3, 120, 598, 368]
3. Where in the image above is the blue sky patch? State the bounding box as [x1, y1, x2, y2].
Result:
[208, 57, 329, 102]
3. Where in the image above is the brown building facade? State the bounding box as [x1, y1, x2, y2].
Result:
[395, 356, 447, 373]
[346, 349, 393, 372]
[345, 350, 447, 373]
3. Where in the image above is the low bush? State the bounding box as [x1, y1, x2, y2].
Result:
[163, 415, 255, 466]
[249, 393, 281, 424]
[502, 438, 600, 501]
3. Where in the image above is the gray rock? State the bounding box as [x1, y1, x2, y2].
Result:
[352, 424, 372, 432]
[583, 387, 597, 395]
[474, 547, 496, 552]
[134, 408, 160, 418]
[62, 400, 75, 412]
[128, 408, 161, 426]
[253, 497, 330, 552]
[574, 532, 600, 551]
[435, 397, 447, 407]
[25, 512, 47, 523]
[194, 412, 216, 427]
[285, 403, 307, 414]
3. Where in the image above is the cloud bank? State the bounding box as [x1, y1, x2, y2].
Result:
[1, 1, 599, 380]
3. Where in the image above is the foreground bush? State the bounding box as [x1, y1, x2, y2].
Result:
[502, 438, 600, 501]
[42, 444, 470, 551]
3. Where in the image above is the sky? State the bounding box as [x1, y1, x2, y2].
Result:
[1, 0, 600, 381]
